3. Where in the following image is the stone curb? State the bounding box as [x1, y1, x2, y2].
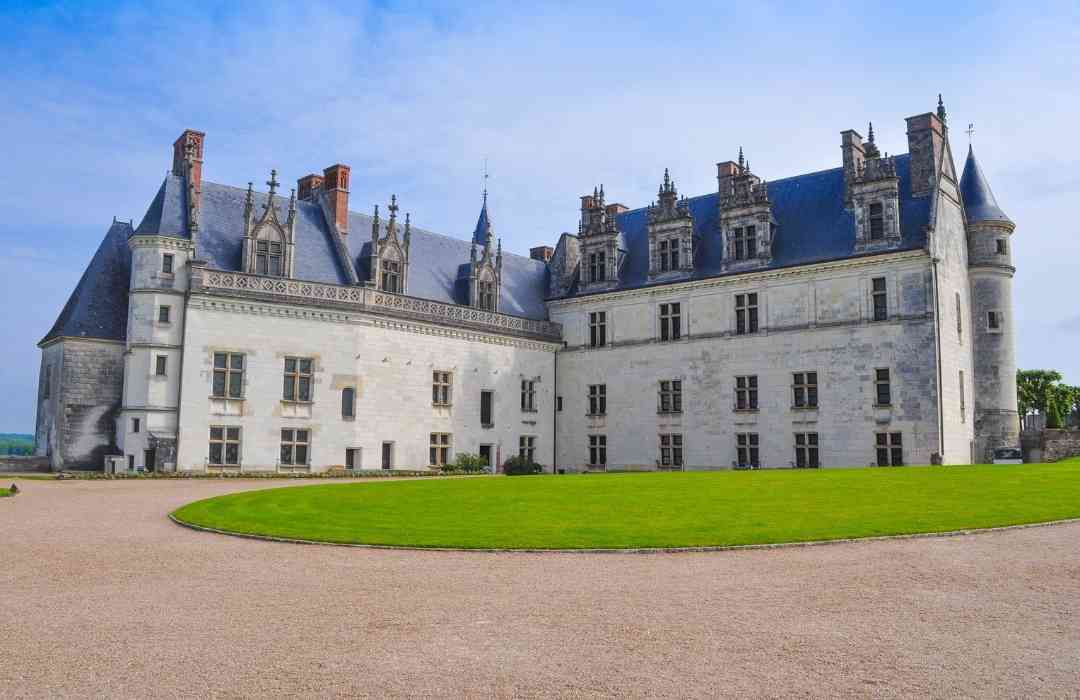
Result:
[169, 513, 1080, 555]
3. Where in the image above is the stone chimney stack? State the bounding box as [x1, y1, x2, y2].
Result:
[529, 245, 554, 263]
[716, 161, 739, 199]
[322, 164, 350, 234]
[297, 174, 324, 202]
[905, 109, 946, 197]
[840, 129, 865, 205]
[172, 129, 205, 211]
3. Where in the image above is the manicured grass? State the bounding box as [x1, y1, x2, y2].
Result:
[172, 463, 1080, 550]
[0, 488, 11, 497]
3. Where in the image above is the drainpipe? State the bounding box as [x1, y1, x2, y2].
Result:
[552, 343, 558, 474]
[931, 255, 946, 463]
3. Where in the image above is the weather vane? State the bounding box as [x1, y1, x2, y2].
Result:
[966, 123, 975, 143]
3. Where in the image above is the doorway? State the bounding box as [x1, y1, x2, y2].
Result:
[143, 448, 156, 473]
[479, 444, 493, 472]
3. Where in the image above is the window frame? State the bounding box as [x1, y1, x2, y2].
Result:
[987, 310, 1003, 333]
[341, 387, 356, 419]
[432, 370, 452, 407]
[477, 279, 496, 311]
[588, 311, 607, 348]
[518, 435, 536, 462]
[158, 305, 171, 324]
[345, 447, 361, 470]
[132, 417, 140, 434]
[736, 432, 760, 469]
[279, 428, 310, 467]
[658, 379, 683, 414]
[871, 277, 888, 322]
[588, 434, 607, 468]
[792, 371, 819, 409]
[794, 432, 820, 468]
[659, 433, 684, 469]
[996, 238, 1008, 255]
[735, 293, 759, 335]
[735, 375, 758, 411]
[587, 384, 606, 416]
[876, 432, 904, 466]
[480, 390, 494, 428]
[868, 201, 885, 241]
[209, 425, 241, 467]
[255, 238, 284, 277]
[658, 302, 682, 342]
[521, 379, 537, 412]
[380, 259, 402, 294]
[211, 352, 245, 399]
[282, 357, 314, 403]
[161, 253, 175, 275]
[429, 432, 451, 467]
[959, 370, 966, 424]
[155, 355, 168, 377]
[875, 368, 892, 407]
[588, 251, 606, 283]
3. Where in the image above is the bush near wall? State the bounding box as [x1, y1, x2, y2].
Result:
[502, 455, 543, 476]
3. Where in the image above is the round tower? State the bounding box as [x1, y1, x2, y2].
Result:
[962, 145, 1019, 461]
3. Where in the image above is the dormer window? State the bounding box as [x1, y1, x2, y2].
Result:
[589, 252, 606, 283]
[733, 226, 757, 260]
[869, 202, 885, 241]
[478, 279, 496, 311]
[256, 239, 284, 276]
[658, 240, 679, 272]
[380, 259, 401, 293]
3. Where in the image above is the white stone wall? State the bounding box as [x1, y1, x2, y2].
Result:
[551, 252, 946, 470]
[176, 299, 557, 472]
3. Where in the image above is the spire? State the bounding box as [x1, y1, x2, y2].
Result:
[937, 94, 947, 124]
[386, 195, 399, 239]
[403, 212, 412, 251]
[960, 145, 1012, 225]
[738, 147, 745, 172]
[472, 191, 491, 246]
[864, 121, 881, 159]
[371, 204, 380, 244]
[868, 121, 875, 145]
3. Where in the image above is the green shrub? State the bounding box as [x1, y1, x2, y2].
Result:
[443, 452, 490, 474]
[502, 455, 543, 476]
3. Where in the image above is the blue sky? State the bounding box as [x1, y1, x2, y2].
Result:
[1, 0, 1078, 433]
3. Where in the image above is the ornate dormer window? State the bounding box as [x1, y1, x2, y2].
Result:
[467, 191, 502, 311]
[242, 170, 297, 277]
[577, 185, 626, 291]
[718, 150, 774, 272]
[367, 195, 411, 293]
[851, 124, 902, 252]
[647, 169, 695, 280]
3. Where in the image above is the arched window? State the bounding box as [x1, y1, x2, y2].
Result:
[341, 387, 356, 418]
[477, 270, 496, 311]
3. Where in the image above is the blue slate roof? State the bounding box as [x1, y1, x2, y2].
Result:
[960, 145, 1011, 225]
[562, 154, 930, 298]
[41, 220, 133, 344]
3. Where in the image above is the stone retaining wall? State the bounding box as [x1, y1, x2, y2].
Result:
[1021, 429, 1080, 463]
[0, 456, 51, 473]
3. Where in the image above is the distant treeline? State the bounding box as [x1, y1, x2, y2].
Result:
[0, 434, 33, 456]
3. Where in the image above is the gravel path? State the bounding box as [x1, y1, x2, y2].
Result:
[2, 478, 1078, 698]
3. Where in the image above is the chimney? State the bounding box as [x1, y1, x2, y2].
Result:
[322, 164, 350, 234]
[716, 160, 739, 198]
[840, 129, 865, 204]
[905, 111, 945, 197]
[172, 129, 205, 206]
[605, 203, 628, 218]
[297, 174, 324, 202]
[529, 245, 554, 263]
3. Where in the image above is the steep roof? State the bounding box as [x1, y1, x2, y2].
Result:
[562, 154, 931, 297]
[472, 193, 491, 246]
[960, 145, 1012, 225]
[40, 220, 132, 345]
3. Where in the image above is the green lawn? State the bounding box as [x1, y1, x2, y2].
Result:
[0, 488, 11, 497]
[171, 462, 1080, 550]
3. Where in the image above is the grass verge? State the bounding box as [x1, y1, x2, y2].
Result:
[172, 462, 1080, 550]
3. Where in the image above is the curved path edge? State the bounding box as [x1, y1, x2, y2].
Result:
[168, 512, 1080, 554]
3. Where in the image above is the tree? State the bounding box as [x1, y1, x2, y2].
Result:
[1017, 369, 1079, 430]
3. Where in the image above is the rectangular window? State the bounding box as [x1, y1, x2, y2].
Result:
[162, 253, 174, 274]
[478, 280, 496, 311]
[132, 418, 140, 434]
[658, 380, 682, 414]
[345, 448, 360, 470]
[128, 454, 135, 471]
[872, 277, 888, 322]
[735, 293, 759, 335]
[869, 202, 885, 240]
[480, 390, 494, 427]
[589, 252, 606, 283]
[380, 260, 399, 293]
[793, 371, 819, 408]
[588, 384, 606, 416]
[283, 357, 313, 402]
[341, 387, 356, 418]
[432, 371, 452, 406]
[659, 302, 682, 341]
[279, 429, 310, 466]
[875, 368, 892, 406]
[43, 364, 51, 399]
[429, 433, 451, 467]
[659, 433, 684, 469]
[659, 239, 670, 272]
[876, 432, 904, 466]
[557, 396, 563, 412]
[155, 355, 167, 376]
[209, 426, 241, 467]
[212, 352, 244, 398]
[255, 240, 284, 277]
[733, 225, 756, 261]
[589, 434, 607, 467]
[956, 292, 963, 344]
[589, 311, 607, 348]
[959, 370, 966, 424]
[158, 305, 171, 324]
[736, 433, 759, 469]
[735, 375, 758, 411]
[519, 436, 536, 462]
[381, 442, 394, 470]
[521, 380, 537, 412]
[794, 433, 820, 468]
[996, 238, 1008, 255]
[988, 311, 1002, 331]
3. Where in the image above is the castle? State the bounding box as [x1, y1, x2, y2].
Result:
[34, 98, 1020, 472]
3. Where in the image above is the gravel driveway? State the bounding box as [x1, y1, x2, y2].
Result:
[1, 478, 1078, 698]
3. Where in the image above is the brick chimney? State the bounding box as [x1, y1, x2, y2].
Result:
[297, 174, 324, 202]
[322, 164, 350, 234]
[840, 129, 865, 204]
[716, 160, 739, 198]
[172, 129, 205, 206]
[529, 245, 554, 262]
[905, 111, 945, 197]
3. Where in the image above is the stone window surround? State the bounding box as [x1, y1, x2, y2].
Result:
[279, 428, 311, 468]
[161, 253, 175, 276]
[987, 310, 1004, 333]
[432, 370, 452, 407]
[282, 356, 314, 403]
[211, 351, 245, 399]
[518, 435, 537, 461]
[341, 387, 356, 420]
[588, 309, 610, 349]
[734, 291, 760, 335]
[155, 355, 168, 377]
[874, 368, 892, 407]
[208, 425, 242, 468]
[736, 432, 759, 469]
[587, 384, 606, 417]
[520, 378, 538, 413]
[792, 371, 819, 409]
[588, 434, 607, 468]
[794, 432, 820, 468]
[345, 447, 361, 470]
[658, 379, 683, 414]
[429, 432, 451, 467]
[735, 375, 758, 412]
[157, 305, 172, 325]
[658, 433, 684, 469]
[480, 389, 494, 428]
[871, 276, 888, 322]
[657, 300, 686, 342]
[876, 432, 904, 466]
